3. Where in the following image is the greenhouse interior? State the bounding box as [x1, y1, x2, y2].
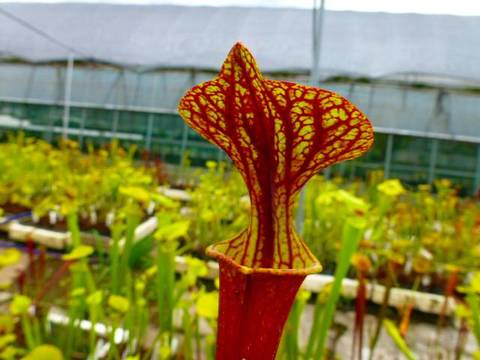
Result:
[0, 1, 479, 359]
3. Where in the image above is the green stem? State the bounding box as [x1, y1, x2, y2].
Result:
[67, 212, 81, 247]
[156, 244, 175, 337]
[21, 314, 36, 350]
[89, 309, 98, 356]
[369, 264, 395, 360]
[304, 294, 326, 358]
[467, 293, 480, 346]
[182, 306, 193, 360]
[282, 297, 303, 360]
[110, 224, 122, 294]
[121, 214, 140, 275]
[108, 318, 121, 360]
[312, 218, 365, 359]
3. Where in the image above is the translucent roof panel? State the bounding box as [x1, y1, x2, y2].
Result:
[0, 3, 479, 85]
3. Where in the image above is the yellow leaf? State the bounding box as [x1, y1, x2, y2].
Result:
[62, 245, 94, 261]
[206, 161, 217, 170]
[0, 249, 21, 267]
[86, 291, 103, 306]
[151, 193, 178, 209]
[119, 186, 151, 203]
[21, 345, 63, 360]
[377, 179, 406, 197]
[10, 295, 31, 315]
[196, 292, 219, 320]
[0, 334, 15, 350]
[108, 295, 130, 314]
[154, 220, 190, 242]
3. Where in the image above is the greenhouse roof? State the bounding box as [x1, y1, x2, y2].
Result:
[0, 3, 479, 86]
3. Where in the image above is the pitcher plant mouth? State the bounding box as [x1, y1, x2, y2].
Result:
[178, 41, 374, 359]
[206, 243, 322, 276]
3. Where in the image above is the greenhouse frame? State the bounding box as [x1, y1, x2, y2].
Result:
[0, 3, 480, 193]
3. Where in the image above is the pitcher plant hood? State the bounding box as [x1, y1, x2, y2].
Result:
[178, 42, 374, 275]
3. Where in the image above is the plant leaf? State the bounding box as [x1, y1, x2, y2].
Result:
[383, 319, 416, 360]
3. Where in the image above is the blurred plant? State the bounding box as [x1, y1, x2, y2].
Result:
[457, 272, 480, 356]
[351, 253, 372, 360]
[0, 134, 162, 238]
[305, 216, 367, 359]
[188, 160, 248, 252]
[383, 319, 416, 360]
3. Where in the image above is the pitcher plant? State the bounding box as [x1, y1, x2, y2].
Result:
[181, 42, 374, 359]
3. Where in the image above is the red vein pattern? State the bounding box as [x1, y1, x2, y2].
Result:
[179, 43, 374, 274]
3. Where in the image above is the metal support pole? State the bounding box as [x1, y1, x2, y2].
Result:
[324, 166, 332, 179]
[384, 134, 394, 178]
[24, 64, 36, 100]
[310, 0, 325, 86]
[216, 149, 223, 163]
[347, 82, 355, 99]
[111, 71, 125, 141]
[338, 162, 347, 177]
[296, 0, 325, 235]
[428, 139, 439, 184]
[146, 114, 154, 151]
[79, 66, 93, 146]
[473, 145, 480, 195]
[133, 72, 142, 106]
[62, 53, 74, 139]
[145, 74, 159, 151]
[349, 164, 356, 180]
[367, 84, 375, 114]
[112, 110, 119, 140]
[79, 108, 86, 148]
[178, 70, 196, 167]
[179, 123, 189, 165]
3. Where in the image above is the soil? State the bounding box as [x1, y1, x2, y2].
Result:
[32, 216, 111, 236]
[1, 202, 30, 215]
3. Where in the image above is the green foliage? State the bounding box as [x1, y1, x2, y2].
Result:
[306, 216, 367, 359]
[2, 135, 480, 359]
[302, 173, 480, 288]
[0, 134, 160, 232]
[128, 235, 154, 269]
[383, 319, 416, 360]
[22, 345, 63, 360]
[187, 161, 248, 251]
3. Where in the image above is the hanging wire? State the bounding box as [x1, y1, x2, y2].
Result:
[0, 7, 91, 59]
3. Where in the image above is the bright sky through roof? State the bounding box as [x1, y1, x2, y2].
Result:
[0, 0, 479, 16]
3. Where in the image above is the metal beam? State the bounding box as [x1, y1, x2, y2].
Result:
[474, 145, 480, 194]
[145, 74, 159, 151]
[4, 95, 480, 144]
[79, 108, 86, 148]
[384, 134, 394, 178]
[310, 0, 325, 86]
[296, 0, 326, 236]
[428, 139, 439, 184]
[62, 53, 74, 139]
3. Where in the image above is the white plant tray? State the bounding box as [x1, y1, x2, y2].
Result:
[158, 186, 192, 202]
[0, 216, 158, 250]
[0, 198, 457, 316]
[174, 256, 456, 316]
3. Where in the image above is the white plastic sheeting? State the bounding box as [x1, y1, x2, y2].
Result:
[0, 3, 479, 85]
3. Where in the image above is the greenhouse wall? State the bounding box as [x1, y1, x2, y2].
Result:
[0, 62, 479, 193]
